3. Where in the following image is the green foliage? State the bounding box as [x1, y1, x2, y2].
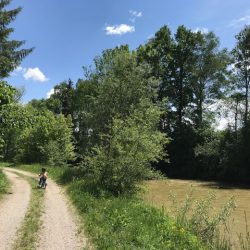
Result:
[137, 25, 231, 179]
[169, 190, 236, 248]
[16, 111, 75, 165]
[70, 79, 99, 153]
[0, 169, 9, 198]
[0, 104, 75, 165]
[85, 102, 168, 195]
[194, 128, 223, 179]
[74, 46, 159, 152]
[192, 32, 230, 127]
[232, 25, 250, 124]
[12, 174, 45, 250]
[218, 122, 250, 182]
[0, 80, 17, 106]
[68, 180, 206, 250]
[60, 45, 169, 194]
[46, 79, 74, 115]
[0, 0, 33, 78]
[11, 164, 244, 249]
[0, 104, 34, 160]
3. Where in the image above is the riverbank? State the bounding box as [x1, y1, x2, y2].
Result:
[143, 179, 250, 248]
[0, 163, 209, 249]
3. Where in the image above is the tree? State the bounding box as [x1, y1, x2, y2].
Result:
[72, 46, 168, 194]
[0, 80, 17, 105]
[232, 25, 250, 124]
[137, 26, 233, 178]
[28, 98, 48, 111]
[0, 104, 75, 165]
[74, 45, 159, 154]
[227, 93, 245, 133]
[138, 26, 204, 176]
[47, 79, 74, 116]
[0, 103, 34, 160]
[0, 0, 33, 78]
[18, 111, 75, 165]
[71, 78, 99, 154]
[86, 101, 168, 195]
[138, 26, 201, 133]
[192, 32, 230, 128]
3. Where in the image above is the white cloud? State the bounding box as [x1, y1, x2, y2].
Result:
[15, 66, 25, 72]
[193, 27, 209, 34]
[147, 34, 154, 40]
[230, 15, 250, 27]
[46, 88, 54, 98]
[11, 66, 26, 76]
[105, 24, 135, 35]
[23, 67, 49, 82]
[129, 10, 142, 22]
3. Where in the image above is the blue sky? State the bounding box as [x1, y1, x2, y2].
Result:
[5, 0, 250, 102]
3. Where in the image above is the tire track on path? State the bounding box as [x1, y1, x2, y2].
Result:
[5, 168, 86, 250]
[0, 170, 31, 250]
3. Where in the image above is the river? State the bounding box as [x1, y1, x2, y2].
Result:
[142, 179, 250, 247]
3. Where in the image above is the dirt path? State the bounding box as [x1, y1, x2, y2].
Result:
[0, 170, 31, 250]
[4, 168, 87, 250]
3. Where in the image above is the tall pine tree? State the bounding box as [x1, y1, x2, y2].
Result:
[0, 0, 33, 78]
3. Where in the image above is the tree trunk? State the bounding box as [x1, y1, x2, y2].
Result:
[244, 73, 249, 124]
[197, 82, 203, 128]
[177, 67, 184, 132]
[235, 99, 239, 133]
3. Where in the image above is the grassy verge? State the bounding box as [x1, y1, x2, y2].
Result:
[0, 168, 9, 200]
[69, 180, 207, 249]
[12, 173, 45, 250]
[3, 163, 208, 249]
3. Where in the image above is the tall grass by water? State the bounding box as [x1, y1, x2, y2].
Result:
[143, 179, 250, 249]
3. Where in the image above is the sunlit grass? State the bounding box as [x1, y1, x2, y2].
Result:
[0, 168, 9, 200]
[9, 163, 207, 249]
[8, 162, 250, 249]
[142, 179, 250, 249]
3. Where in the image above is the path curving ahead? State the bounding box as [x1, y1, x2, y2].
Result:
[3, 168, 87, 250]
[0, 170, 31, 250]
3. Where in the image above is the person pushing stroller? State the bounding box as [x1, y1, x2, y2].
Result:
[38, 168, 48, 188]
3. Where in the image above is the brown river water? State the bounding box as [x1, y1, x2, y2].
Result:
[142, 179, 250, 247]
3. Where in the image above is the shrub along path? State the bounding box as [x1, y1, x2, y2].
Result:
[0, 170, 31, 250]
[2, 168, 86, 250]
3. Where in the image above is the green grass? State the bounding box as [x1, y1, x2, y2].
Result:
[0, 163, 45, 249]
[13, 173, 45, 250]
[0, 168, 9, 200]
[68, 180, 206, 250]
[11, 173, 45, 250]
[3, 163, 208, 250]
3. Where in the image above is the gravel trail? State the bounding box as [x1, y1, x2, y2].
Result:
[4, 168, 87, 250]
[0, 170, 31, 250]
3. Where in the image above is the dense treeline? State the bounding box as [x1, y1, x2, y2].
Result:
[137, 25, 250, 182]
[1, 1, 250, 195]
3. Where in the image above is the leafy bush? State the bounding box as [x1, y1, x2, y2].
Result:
[169, 190, 236, 248]
[84, 103, 168, 195]
[0, 104, 75, 166]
